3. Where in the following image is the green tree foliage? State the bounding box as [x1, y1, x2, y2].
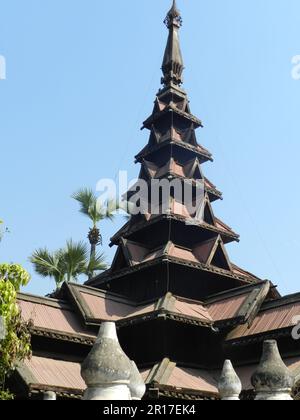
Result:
[30, 240, 107, 290]
[0, 264, 31, 400]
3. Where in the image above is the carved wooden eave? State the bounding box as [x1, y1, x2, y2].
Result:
[135, 138, 213, 164]
[226, 327, 297, 347]
[109, 212, 240, 247]
[149, 387, 218, 400]
[18, 290, 214, 353]
[142, 105, 203, 131]
[29, 326, 96, 346]
[130, 157, 223, 202]
[63, 283, 213, 329]
[91, 254, 259, 287]
[103, 237, 258, 286]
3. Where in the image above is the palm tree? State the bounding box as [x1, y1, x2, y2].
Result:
[30, 247, 65, 289]
[72, 188, 117, 278]
[30, 240, 107, 290]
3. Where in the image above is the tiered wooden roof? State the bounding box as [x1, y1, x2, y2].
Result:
[88, 1, 246, 300]
[14, 282, 300, 400]
[11, 2, 300, 400]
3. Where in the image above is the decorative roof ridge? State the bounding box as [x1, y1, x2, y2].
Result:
[234, 281, 271, 327]
[89, 254, 259, 287]
[109, 213, 238, 248]
[172, 294, 205, 305]
[155, 292, 177, 311]
[67, 279, 214, 326]
[132, 163, 222, 199]
[135, 138, 213, 163]
[68, 280, 213, 316]
[214, 217, 235, 232]
[146, 358, 176, 385]
[231, 263, 261, 281]
[29, 326, 96, 345]
[65, 281, 137, 306]
[260, 291, 300, 311]
[142, 106, 203, 130]
[17, 292, 71, 310]
[204, 281, 269, 304]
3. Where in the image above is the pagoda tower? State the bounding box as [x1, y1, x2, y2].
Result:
[12, 1, 300, 401]
[87, 0, 260, 302]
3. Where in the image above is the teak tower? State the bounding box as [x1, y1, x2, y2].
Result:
[87, 0, 259, 301]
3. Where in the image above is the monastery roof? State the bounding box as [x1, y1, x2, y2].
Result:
[16, 281, 300, 399]
[18, 281, 278, 342]
[112, 196, 239, 246]
[227, 292, 300, 344]
[104, 238, 257, 286]
[139, 157, 222, 200]
[16, 354, 300, 399]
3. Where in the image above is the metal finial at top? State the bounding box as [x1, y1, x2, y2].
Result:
[164, 0, 183, 29]
[161, 0, 184, 87]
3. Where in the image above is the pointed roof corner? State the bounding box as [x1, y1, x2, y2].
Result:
[161, 0, 184, 88]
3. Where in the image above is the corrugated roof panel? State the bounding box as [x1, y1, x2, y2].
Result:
[228, 302, 300, 339]
[79, 291, 135, 320]
[207, 293, 248, 321]
[19, 299, 95, 338]
[174, 299, 213, 322]
[167, 367, 218, 393]
[80, 290, 212, 323]
[23, 356, 85, 391]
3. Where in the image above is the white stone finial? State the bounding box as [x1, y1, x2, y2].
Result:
[129, 361, 146, 400]
[218, 360, 242, 400]
[251, 340, 294, 401]
[81, 322, 132, 400]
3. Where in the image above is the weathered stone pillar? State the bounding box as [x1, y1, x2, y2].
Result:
[251, 340, 294, 401]
[218, 360, 242, 400]
[81, 322, 132, 400]
[129, 361, 146, 400]
[43, 391, 57, 401]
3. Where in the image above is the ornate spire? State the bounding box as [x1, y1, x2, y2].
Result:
[164, 0, 182, 29]
[161, 0, 184, 87]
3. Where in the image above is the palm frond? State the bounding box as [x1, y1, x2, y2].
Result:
[73, 188, 119, 225]
[72, 188, 98, 224]
[86, 251, 107, 276]
[30, 248, 64, 286]
[60, 240, 88, 282]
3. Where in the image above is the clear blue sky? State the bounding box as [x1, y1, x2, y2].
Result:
[0, 0, 299, 297]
